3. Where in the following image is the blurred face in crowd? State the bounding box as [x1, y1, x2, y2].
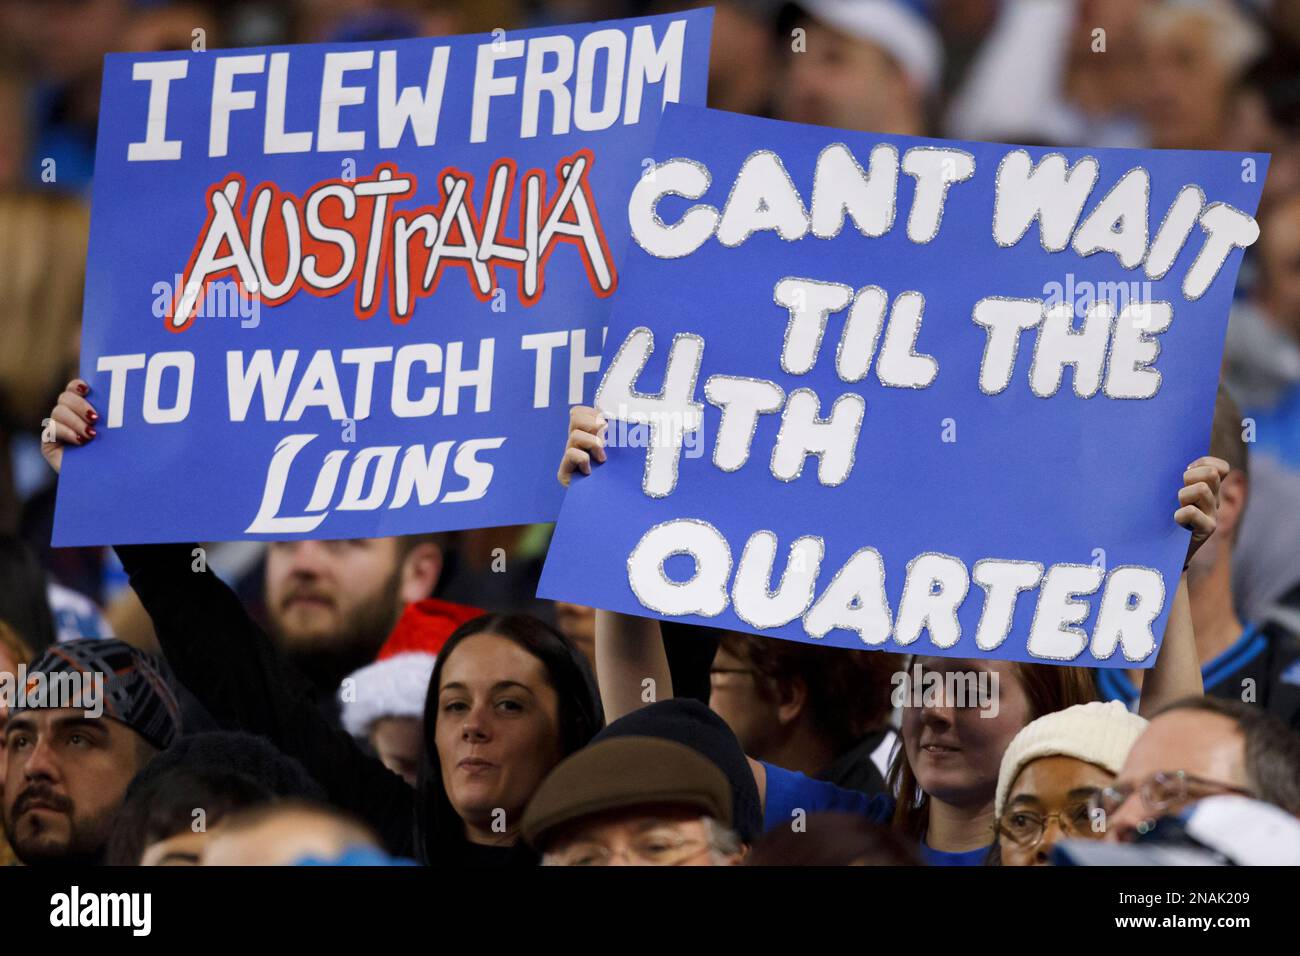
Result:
[704, 1, 779, 115]
[29, 0, 129, 85]
[1104, 710, 1249, 842]
[434, 633, 562, 841]
[266, 538, 437, 673]
[708, 643, 779, 755]
[2, 709, 152, 864]
[118, 2, 218, 55]
[902, 658, 1031, 810]
[998, 756, 1112, 866]
[201, 808, 379, 866]
[543, 805, 740, 866]
[778, 19, 920, 135]
[1260, 196, 1300, 342]
[369, 716, 423, 787]
[139, 828, 208, 866]
[1142, 12, 1235, 149]
[552, 602, 596, 668]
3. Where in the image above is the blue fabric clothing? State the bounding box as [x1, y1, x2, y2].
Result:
[760, 761, 894, 832]
[1097, 622, 1266, 709]
[918, 842, 991, 866]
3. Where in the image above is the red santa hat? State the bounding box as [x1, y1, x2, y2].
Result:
[339, 598, 484, 739]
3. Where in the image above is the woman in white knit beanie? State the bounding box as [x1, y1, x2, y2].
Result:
[994, 701, 1149, 865]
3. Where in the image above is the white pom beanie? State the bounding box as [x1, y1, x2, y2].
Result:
[995, 701, 1149, 819]
[340, 652, 436, 739]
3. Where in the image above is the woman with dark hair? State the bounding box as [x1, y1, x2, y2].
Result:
[106, 539, 599, 865]
[40, 381, 600, 865]
[413, 613, 602, 864]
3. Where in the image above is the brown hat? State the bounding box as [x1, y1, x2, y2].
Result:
[521, 736, 734, 849]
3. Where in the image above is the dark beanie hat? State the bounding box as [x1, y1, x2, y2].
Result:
[14, 639, 181, 750]
[591, 698, 763, 843]
[124, 731, 325, 803]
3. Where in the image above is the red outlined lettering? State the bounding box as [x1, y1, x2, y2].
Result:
[169, 152, 617, 332]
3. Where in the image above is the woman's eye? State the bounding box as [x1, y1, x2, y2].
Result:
[442, 700, 469, 713]
[496, 699, 524, 713]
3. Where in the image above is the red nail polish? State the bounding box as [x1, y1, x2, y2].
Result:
[76, 383, 88, 395]
[86, 428, 96, 438]
[87, 410, 98, 422]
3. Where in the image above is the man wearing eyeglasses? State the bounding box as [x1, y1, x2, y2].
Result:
[521, 734, 746, 866]
[1099, 696, 1300, 843]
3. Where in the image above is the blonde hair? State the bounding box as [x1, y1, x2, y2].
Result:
[0, 190, 89, 424]
[1142, 0, 1265, 76]
[0, 617, 34, 668]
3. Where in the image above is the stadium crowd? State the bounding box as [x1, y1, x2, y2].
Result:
[2, 0, 1300, 867]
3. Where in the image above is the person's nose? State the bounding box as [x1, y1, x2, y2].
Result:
[22, 734, 61, 784]
[1104, 793, 1146, 843]
[285, 541, 330, 578]
[1035, 816, 1066, 864]
[919, 704, 955, 730]
[461, 702, 492, 743]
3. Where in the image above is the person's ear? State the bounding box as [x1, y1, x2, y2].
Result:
[1217, 471, 1248, 542]
[775, 676, 808, 726]
[399, 542, 442, 604]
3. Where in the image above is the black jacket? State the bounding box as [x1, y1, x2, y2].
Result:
[116, 543, 419, 856]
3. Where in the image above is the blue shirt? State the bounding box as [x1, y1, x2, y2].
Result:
[918, 842, 991, 866]
[1245, 384, 1300, 469]
[760, 761, 894, 832]
[1097, 622, 1266, 708]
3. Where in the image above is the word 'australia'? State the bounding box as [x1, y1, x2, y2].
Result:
[172, 154, 615, 330]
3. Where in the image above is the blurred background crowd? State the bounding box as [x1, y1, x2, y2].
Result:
[1, 0, 1299, 870]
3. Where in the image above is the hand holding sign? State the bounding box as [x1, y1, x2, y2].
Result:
[41, 380, 97, 474]
[558, 405, 608, 486]
[53, 11, 713, 546]
[1178, 456, 1228, 565]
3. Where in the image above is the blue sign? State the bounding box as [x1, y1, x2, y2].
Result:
[53, 10, 712, 545]
[539, 103, 1267, 669]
